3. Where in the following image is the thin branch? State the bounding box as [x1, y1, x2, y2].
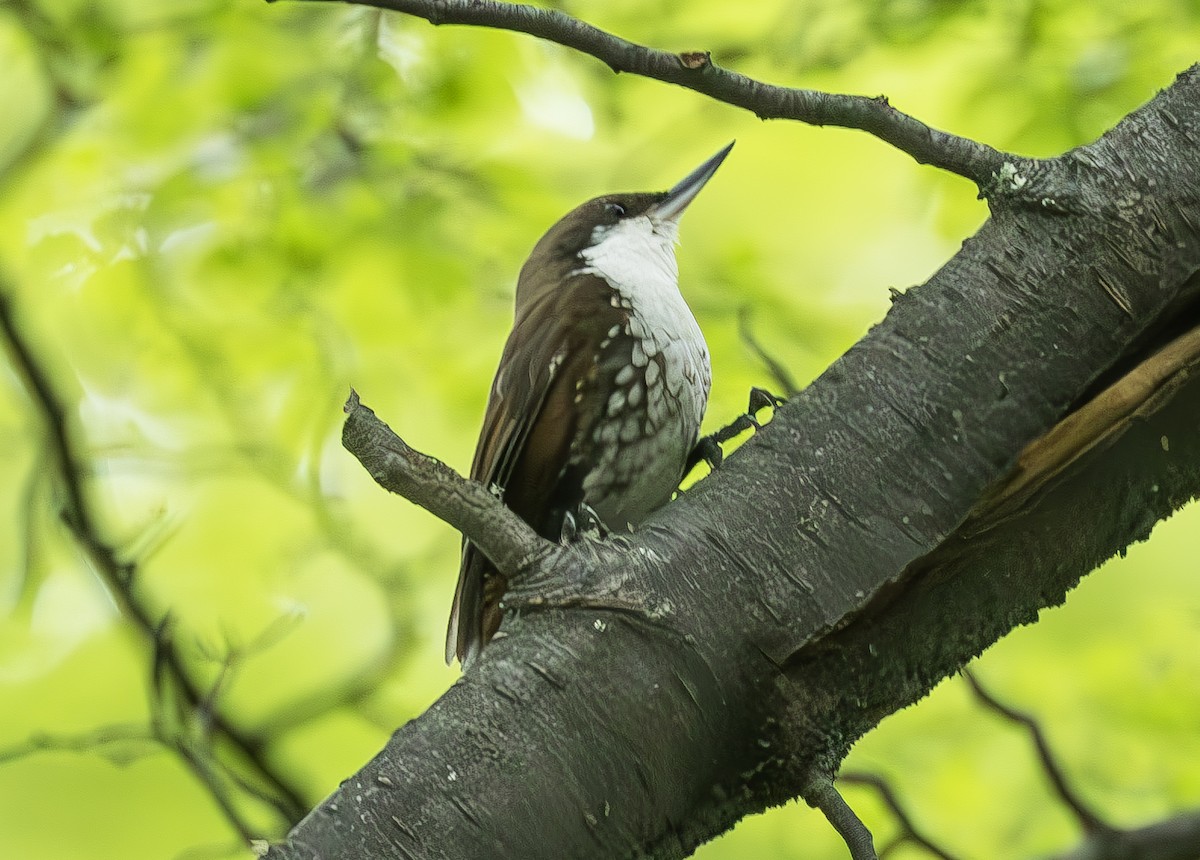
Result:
[172, 737, 259, 845]
[0, 286, 308, 824]
[195, 613, 305, 737]
[964, 672, 1200, 860]
[0, 722, 261, 843]
[805, 775, 878, 860]
[738, 306, 801, 397]
[839, 772, 960, 860]
[962, 670, 1113, 835]
[145, 634, 270, 844]
[342, 390, 554, 577]
[284, 0, 1012, 187]
[3, 0, 307, 826]
[0, 724, 158, 766]
[1052, 808, 1200, 860]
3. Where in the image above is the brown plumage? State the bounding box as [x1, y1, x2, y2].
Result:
[446, 146, 732, 667]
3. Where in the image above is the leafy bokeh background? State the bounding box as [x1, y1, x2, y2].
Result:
[1, 1, 1199, 857]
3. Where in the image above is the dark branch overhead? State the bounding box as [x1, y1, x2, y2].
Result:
[283, 0, 1013, 187]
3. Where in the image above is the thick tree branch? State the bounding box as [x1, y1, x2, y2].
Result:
[341, 390, 555, 577]
[268, 65, 1200, 859]
[968, 324, 1200, 528]
[282, 0, 1010, 187]
[786, 308, 1200, 853]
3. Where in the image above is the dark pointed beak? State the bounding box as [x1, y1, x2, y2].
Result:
[650, 141, 734, 224]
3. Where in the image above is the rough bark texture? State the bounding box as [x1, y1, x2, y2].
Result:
[267, 68, 1200, 859]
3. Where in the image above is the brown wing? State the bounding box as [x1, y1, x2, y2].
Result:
[446, 277, 624, 666]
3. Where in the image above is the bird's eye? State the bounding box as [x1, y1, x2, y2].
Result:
[605, 202, 627, 218]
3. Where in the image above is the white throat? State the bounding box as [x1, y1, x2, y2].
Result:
[575, 213, 710, 424]
[578, 216, 681, 302]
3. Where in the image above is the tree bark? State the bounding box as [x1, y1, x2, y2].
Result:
[267, 67, 1200, 859]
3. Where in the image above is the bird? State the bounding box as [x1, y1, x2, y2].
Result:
[446, 143, 733, 668]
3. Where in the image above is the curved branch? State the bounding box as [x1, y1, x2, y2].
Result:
[1053, 809, 1200, 860]
[839, 772, 960, 860]
[963, 673, 1200, 860]
[963, 670, 1113, 835]
[341, 390, 554, 577]
[283, 0, 1011, 186]
[805, 776, 877, 860]
[0, 286, 309, 826]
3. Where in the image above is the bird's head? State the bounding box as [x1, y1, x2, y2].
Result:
[519, 142, 734, 294]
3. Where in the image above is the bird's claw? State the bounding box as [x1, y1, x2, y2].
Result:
[685, 386, 785, 477]
[749, 386, 787, 412]
[560, 502, 607, 543]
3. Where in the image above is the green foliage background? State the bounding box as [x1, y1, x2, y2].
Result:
[1, 0, 1199, 857]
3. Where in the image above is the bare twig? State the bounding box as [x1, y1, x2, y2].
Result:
[195, 613, 305, 737]
[172, 737, 259, 845]
[0, 724, 158, 766]
[0, 287, 308, 825]
[964, 671, 1200, 860]
[342, 390, 554, 577]
[1052, 808, 1200, 860]
[738, 306, 802, 397]
[0, 720, 260, 845]
[805, 774, 878, 860]
[282, 0, 1012, 187]
[963, 670, 1112, 835]
[839, 771, 960, 860]
[3, 1, 308, 829]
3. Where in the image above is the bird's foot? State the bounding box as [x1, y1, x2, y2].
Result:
[685, 386, 786, 476]
[560, 502, 608, 544]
